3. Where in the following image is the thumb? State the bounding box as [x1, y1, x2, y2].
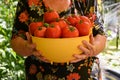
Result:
[89, 34, 94, 45]
[26, 32, 32, 43]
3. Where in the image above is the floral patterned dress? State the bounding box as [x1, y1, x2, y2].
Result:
[12, 0, 105, 80]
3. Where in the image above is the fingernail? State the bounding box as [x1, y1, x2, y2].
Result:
[78, 45, 82, 48]
[82, 40, 86, 43]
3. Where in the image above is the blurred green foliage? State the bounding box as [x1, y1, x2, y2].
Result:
[0, 0, 25, 80]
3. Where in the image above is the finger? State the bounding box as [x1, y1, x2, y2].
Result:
[70, 54, 88, 63]
[73, 54, 88, 59]
[38, 57, 50, 63]
[78, 46, 90, 54]
[82, 40, 95, 53]
[82, 40, 92, 49]
[26, 32, 32, 43]
[81, 42, 96, 56]
[25, 42, 36, 50]
[89, 34, 94, 45]
[33, 51, 50, 63]
[70, 58, 82, 63]
[33, 50, 42, 57]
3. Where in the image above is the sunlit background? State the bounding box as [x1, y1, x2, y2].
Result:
[0, 0, 120, 80]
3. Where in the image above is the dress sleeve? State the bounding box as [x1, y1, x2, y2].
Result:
[11, 0, 29, 39]
[92, 0, 106, 36]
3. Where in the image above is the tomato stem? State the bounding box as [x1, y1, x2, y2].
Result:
[44, 23, 49, 28]
[79, 20, 83, 24]
[38, 27, 42, 30]
[69, 26, 75, 32]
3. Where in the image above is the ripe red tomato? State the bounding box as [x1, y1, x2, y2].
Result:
[79, 16, 92, 27]
[34, 27, 47, 37]
[29, 22, 43, 35]
[57, 19, 68, 29]
[45, 22, 61, 38]
[44, 11, 60, 23]
[62, 26, 79, 38]
[66, 15, 80, 26]
[75, 21, 91, 36]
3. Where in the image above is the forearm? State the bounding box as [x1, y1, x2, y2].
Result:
[10, 36, 32, 56]
[94, 34, 107, 55]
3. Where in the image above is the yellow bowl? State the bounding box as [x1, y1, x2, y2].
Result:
[32, 35, 90, 63]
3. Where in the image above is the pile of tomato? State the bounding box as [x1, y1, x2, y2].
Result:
[29, 11, 94, 38]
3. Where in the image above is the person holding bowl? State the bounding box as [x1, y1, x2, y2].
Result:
[11, 0, 106, 80]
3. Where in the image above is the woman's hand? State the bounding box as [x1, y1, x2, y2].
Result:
[70, 34, 97, 63]
[70, 33, 106, 63]
[11, 32, 49, 63]
[25, 32, 50, 63]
